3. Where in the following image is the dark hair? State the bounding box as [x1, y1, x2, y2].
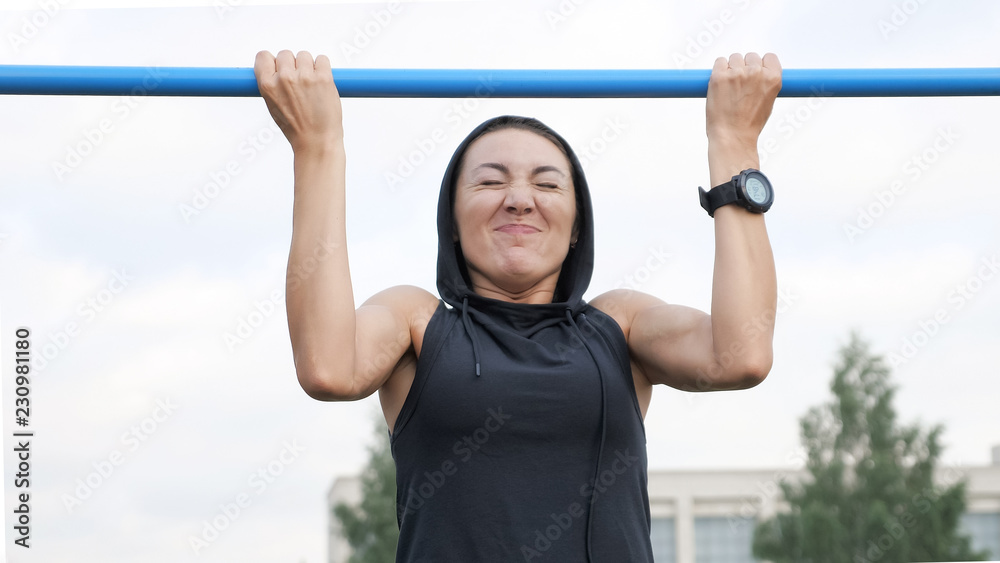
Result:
[454, 115, 572, 177]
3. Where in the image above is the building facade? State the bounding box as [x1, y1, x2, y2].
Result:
[328, 448, 1000, 562]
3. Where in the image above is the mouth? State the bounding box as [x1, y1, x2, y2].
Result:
[496, 224, 541, 235]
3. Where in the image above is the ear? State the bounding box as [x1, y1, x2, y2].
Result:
[571, 213, 580, 245]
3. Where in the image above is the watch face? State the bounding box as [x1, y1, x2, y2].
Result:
[745, 177, 769, 205]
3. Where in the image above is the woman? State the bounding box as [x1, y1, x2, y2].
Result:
[254, 50, 780, 562]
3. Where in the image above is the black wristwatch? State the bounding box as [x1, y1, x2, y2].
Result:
[698, 169, 774, 217]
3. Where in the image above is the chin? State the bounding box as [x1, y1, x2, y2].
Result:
[495, 247, 544, 271]
[496, 255, 563, 283]
[466, 244, 564, 284]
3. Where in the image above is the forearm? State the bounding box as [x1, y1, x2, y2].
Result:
[285, 141, 356, 392]
[707, 141, 777, 381]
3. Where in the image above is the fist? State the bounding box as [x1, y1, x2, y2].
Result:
[705, 52, 782, 149]
[253, 50, 344, 153]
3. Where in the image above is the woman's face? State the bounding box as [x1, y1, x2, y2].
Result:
[453, 128, 578, 299]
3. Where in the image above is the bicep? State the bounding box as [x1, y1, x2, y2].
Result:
[592, 289, 721, 392]
[628, 302, 718, 391]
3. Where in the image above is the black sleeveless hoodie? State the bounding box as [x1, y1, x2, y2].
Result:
[390, 116, 653, 562]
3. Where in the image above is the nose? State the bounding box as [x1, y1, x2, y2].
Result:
[503, 183, 534, 215]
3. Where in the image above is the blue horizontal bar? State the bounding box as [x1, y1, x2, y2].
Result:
[0, 65, 997, 98]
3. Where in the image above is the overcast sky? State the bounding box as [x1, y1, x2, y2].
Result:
[0, 1, 998, 561]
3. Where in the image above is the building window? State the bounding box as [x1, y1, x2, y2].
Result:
[650, 517, 676, 563]
[694, 516, 757, 563]
[959, 512, 1000, 559]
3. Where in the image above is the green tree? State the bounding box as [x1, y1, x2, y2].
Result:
[334, 416, 399, 563]
[753, 332, 986, 563]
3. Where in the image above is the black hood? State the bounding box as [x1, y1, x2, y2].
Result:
[435, 115, 595, 315]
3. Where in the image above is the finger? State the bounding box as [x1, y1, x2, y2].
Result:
[762, 52, 782, 72]
[253, 50, 275, 81]
[728, 52, 745, 69]
[711, 56, 728, 72]
[275, 49, 296, 72]
[315, 54, 332, 73]
[314, 54, 335, 86]
[744, 52, 763, 68]
[296, 50, 314, 71]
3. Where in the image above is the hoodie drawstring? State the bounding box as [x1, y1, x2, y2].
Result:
[461, 299, 608, 559]
[566, 308, 607, 563]
[461, 297, 484, 377]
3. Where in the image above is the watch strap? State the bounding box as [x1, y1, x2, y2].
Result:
[698, 180, 739, 218]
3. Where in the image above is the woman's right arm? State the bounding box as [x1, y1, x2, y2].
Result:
[254, 50, 432, 401]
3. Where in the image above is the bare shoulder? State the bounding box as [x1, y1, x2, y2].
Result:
[588, 289, 672, 417]
[589, 288, 669, 338]
[358, 285, 440, 356]
[362, 284, 439, 311]
[589, 288, 716, 395]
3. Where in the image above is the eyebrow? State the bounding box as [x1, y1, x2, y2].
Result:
[473, 163, 566, 177]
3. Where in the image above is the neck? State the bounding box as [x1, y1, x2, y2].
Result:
[467, 271, 562, 305]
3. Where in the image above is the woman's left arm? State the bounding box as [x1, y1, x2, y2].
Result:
[593, 52, 781, 392]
